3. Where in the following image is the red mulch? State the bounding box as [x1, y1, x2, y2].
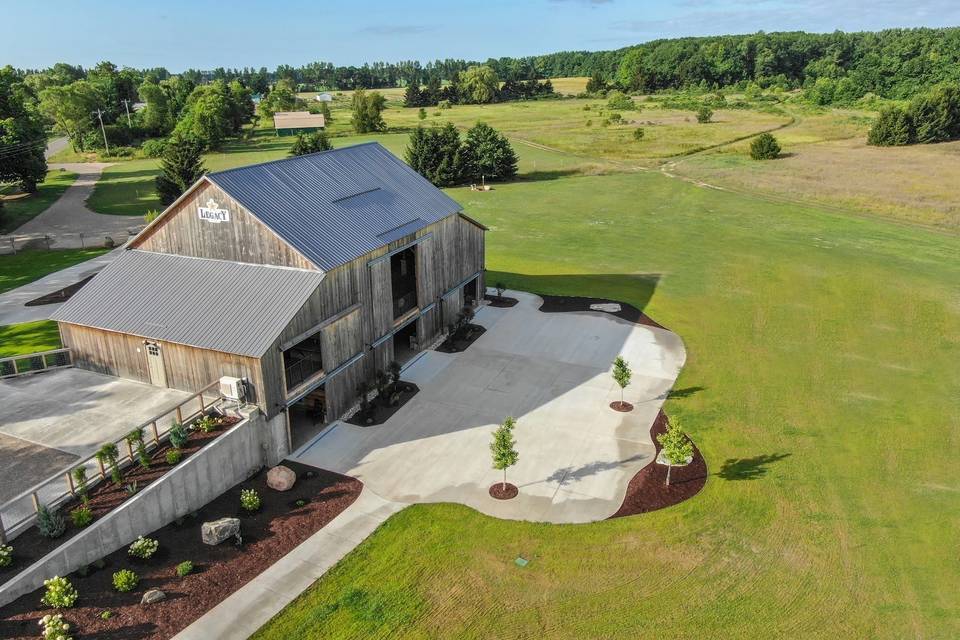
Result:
[537, 294, 667, 330]
[0, 419, 239, 582]
[436, 324, 486, 353]
[483, 294, 518, 308]
[609, 411, 707, 518]
[346, 383, 419, 427]
[488, 483, 518, 500]
[0, 462, 362, 640]
[610, 401, 634, 412]
[25, 275, 95, 306]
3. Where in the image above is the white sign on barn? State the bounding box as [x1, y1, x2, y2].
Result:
[198, 199, 230, 223]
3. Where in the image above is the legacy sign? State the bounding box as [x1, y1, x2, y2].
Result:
[198, 199, 230, 223]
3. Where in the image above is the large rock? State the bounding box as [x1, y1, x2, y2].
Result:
[267, 465, 297, 492]
[590, 302, 622, 313]
[141, 589, 166, 604]
[201, 517, 241, 546]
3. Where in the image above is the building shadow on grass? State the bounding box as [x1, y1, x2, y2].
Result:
[717, 453, 791, 481]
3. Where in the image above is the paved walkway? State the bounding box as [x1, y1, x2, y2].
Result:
[13, 162, 141, 240]
[0, 247, 123, 324]
[173, 487, 404, 640]
[44, 136, 69, 159]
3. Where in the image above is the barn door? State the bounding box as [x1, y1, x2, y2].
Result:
[145, 342, 168, 388]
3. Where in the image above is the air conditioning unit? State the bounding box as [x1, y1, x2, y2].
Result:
[219, 376, 246, 401]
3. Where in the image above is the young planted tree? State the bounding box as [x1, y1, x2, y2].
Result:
[155, 135, 206, 205]
[490, 417, 519, 491]
[72, 466, 90, 505]
[96, 442, 122, 484]
[126, 427, 150, 469]
[612, 356, 632, 410]
[657, 419, 694, 486]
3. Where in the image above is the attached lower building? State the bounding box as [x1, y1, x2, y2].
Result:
[52, 142, 486, 455]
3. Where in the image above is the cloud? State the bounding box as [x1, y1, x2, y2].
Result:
[356, 25, 435, 36]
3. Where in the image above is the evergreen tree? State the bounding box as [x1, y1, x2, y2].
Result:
[405, 123, 466, 187]
[867, 107, 915, 146]
[404, 83, 423, 108]
[289, 131, 333, 156]
[462, 122, 518, 182]
[155, 135, 206, 205]
[749, 133, 782, 159]
[425, 76, 442, 105]
[586, 72, 607, 94]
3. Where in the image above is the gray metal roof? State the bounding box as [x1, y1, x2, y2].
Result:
[206, 142, 463, 271]
[52, 250, 324, 358]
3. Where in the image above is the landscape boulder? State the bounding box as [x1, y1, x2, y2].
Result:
[201, 517, 241, 545]
[590, 302, 622, 313]
[141, 589, 166, 604]
[267, 465, 297, 491]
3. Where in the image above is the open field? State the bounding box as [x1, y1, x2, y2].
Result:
[0, 320, 61, 357]
[0, 170, 77, 233]
[254, 158, 960, 638]
[0, 248, 108, 294]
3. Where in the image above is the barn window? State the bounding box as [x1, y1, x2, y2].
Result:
[283, 335, 324, 392]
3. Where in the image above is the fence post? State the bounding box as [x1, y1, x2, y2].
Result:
[150, 421, 159, 446]
[125, 439, 134, 463]
[80, 232, 85, 249]
[31, 492, 40, 514]
[176, 405, 183, 424]
[65, 471, 75, 495]
[11, 359, 17, 375]
[0, 512, 6, 545]
[97, 457, 106, 479]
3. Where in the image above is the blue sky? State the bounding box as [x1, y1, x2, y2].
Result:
[4, 0, 959, 71]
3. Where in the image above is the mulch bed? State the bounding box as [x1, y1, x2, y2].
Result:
[436, 324, 486, 353]
[488, 483, 518, 500]
[25, 275, 95, 306]
[483, 294, 518, 308]
[538, 294, 667, 330]
[0, 418, 240, 582]
[0, 462, 362, 640]
[609, 411, 707, 518]
[346, 382, 420, 426]
[610, 401, 634, 412]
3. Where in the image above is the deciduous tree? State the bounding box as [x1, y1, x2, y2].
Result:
[462, 122, 517, 182]
[612, 356, 632, 409]
[350, 89, 387, 133]
[290, 131, 332, 156]
[490, 416, 519, 491]
[657, 419, 694, 486]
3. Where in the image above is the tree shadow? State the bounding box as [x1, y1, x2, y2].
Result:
[717, 453, 791, 481]
[662, 385, 706, 400]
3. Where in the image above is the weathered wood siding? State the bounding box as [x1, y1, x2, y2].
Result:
[60, 323, 266, 411]
[131, 180, 316, 270]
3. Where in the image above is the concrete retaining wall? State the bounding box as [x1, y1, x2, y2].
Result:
[0, 410, 267, 607]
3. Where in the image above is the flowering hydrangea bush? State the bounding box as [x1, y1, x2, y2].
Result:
[0, 543, 12, 567]
[39, 613, 73, 640]
[41, 576, 78, 609]
[128, 536, 159, 559]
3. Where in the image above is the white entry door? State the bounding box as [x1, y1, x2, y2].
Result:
[145, 342, 168, 387]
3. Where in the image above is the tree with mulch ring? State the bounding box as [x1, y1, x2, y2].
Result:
[489, 416, 519, 500]
[0, 415, 240, 581]
[610, 356, 633, 412]
[437, 305, 486, 353]
[657, 418, 694, 485]
[485, 281, 518, 308]
[0, 462, 362, 640]
[609, 411, 707, 518]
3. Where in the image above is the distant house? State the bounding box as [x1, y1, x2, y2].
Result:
[53, 142, 486, 455]
[314, 92, 333, 102]
[273, 111, 326, 136]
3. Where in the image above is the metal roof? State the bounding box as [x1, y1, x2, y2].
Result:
[51, 250, 324, 358]
[207, 142, 463, 271]
[273, 111, 326, 130]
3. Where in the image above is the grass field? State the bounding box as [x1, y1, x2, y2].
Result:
[0, 248, 109, 294]
[0, 170, 77, 233]
[0, 320, 61, 357]
[253, 157, 960, 638]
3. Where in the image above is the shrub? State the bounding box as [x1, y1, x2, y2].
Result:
[143, 209, 160, 224]
[606, 91, 636, 111]
[124, 481, 139, 496]
[696, 106, 713, 123]
[70, 506, 93, 529]
[100, 610, 113, 620]
[37, 505, 66, 539]
[240, 488, 261, 512]
[417, 108, 427, 120]
[41, 576, 78, 608]
[585, 119, 592, 127]
[750, 133, 782, 160]
[108, 146, 136, 158]
[633, 127, 645, 141]
[165, 448, 182, 465]
[128, 536, 159, 559]
[294, 498, 307, 508]
[140, 138, 167, 158]
[71, 466, 89, 505]
[195, 415, 217, 433]
[0, 543, 12, 567]
[96, 442, 122, 484]
[112, 569, 139, 592]
[437, 100, 451, 110]
[608, 112, 622, 124]
[168, 422, 189, 449]
[175, 560, 193, 577]
[39, 613, 73, 640]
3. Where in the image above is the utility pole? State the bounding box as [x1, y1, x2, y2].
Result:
[122, 99, 132, 127]
[95, 108, 109, 154]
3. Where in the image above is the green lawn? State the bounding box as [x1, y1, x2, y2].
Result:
[0, 170, 77, 233]
[0, 248, 108, 294]
[0, 320, 61, 357]
[254, 167, 960, 637]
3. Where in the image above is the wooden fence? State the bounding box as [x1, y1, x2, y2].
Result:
[0, 348, 73, 379]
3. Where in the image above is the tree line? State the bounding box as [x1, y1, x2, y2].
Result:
[404, 66, 554, 107]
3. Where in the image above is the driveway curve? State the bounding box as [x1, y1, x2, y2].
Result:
[291, 290, 686, 524]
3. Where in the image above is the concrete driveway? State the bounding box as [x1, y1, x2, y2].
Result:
[291, 291, 685, 524]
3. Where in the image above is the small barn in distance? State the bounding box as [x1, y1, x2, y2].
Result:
[273, 111, 326, 136]
[314, 92, 333, 102]
[52, 143, 486, 456]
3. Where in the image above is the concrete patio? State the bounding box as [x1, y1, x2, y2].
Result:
[291, 290, 685, 524]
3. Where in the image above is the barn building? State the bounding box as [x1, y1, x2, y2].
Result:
[272, 111, 326, 136]
[52, 143, 486, 455]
